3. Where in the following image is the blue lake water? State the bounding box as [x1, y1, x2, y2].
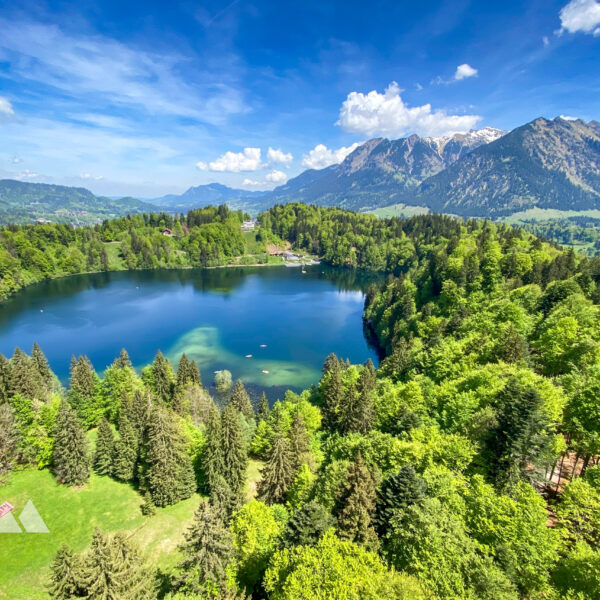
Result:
[0, 266, 382, 399]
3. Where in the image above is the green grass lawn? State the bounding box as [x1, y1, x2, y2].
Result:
[242, 230, 266, 255]
[501, 207, 600, 223]
[368, 203, 429, 218]
[102, 241, 125, 270]
[0, 470, 200, 600]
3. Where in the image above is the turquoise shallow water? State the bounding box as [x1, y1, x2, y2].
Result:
[0, 265, 382, 398]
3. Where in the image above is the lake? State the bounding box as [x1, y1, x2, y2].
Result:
[0, 266, 382, 399]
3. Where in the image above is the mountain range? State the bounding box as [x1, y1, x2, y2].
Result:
[2, 116, 600, 224]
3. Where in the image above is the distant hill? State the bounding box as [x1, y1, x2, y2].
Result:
[414, 117, 600, 217]
[154, 183, 269, 213]
[0, 180, 160, 225]
[265, 128, 506, 211]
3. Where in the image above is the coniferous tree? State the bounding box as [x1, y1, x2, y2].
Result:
[69, 355, 100, 426]
[173, 499, 234, 597]
[151, 350, 173, 403]
[125, 390, 151, 440]
[332, 451, 377, 546]
[289, 412, 310, 471]
[283, 500, 335, 548]
[203, 406, 224, 491]
[32, 342, 53, 390]
[9, 347, 43, 400]
[230, 379, 254, 420]
[176, 353, 191, 388]
[93, 417, 114, 476]
[322, 358, 343, 432]
[176, 353, 201, 389]
[111, 415, 139, 482]
[487, 378, 554, 490]
[257, 392, 270, 422]
[113, 348, 132, 369]
[221, 403, 248, 498]
[209, 473, 238, 522]
[258, 433, 295, 504]
[375, 465, 426, 535]
[144, 406, 196, 506]
[0, 353, 10, 402]
[79, 529, 155, 599]
[348, 362, 376, 434]
[48, 544, 83, 600]
[322, 352, 339, 376]
[0, 404, 21, 482]
[53, 400, 90, 486]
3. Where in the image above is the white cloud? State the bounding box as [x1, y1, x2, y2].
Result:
[196, 147, 262, 172]
[559, 0, 600, 35]
[543, 35, 550, 46]
[11, 156, 22, 164]
[0, 18, 246, 124]
[242, 178, 261, 186]
[454, 63, 478, 80]
[559, 114, 579, 120]
[337, 82, 481, 138]
[265, 170, 288, 184]
[79, 173, 104, 180]
[267, 147, 293, 166]
[301, 142, 361, 170]
[15, 169, 39, 180]
[0, 97, 14, 118]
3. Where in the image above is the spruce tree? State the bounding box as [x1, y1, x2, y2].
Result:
[0, 353, 9, 402]
[32, 342, 53, 390]
[258, 433, 295, 504]
[375, 465, 426, 535]
[203, 406, 224, 491]
[53, 400, 90, 486]
[9, 347, 43, 400]
[321, 357, 343, 432]
[283, 500, 335, 548]
[332, 451, 377, 546]
[221, 403, 248, 497]
[176, 353, 201, 389]
[289, 412, 310, 471]
[69, 355, 100, 426]
[151, 350, 173, 403]
[176, 353, 191, 388]
[126, 389, 151, 440]
[209, 473, 238, 522]
[79, 529, 155, 599]
[346, 363, 376, 434]
[111, 415, 139, 482]
[48, 544, 83, 599]
[173, 499, 234, 597]
[113, 348, 132, 369]
[257, 392, 270, 422]
[144, 406, 196, 506]
[230, 379, 254, 420]
[0, 404, 21, 481]
[322, 352, 339, 376]
[93, 417, 114, 476]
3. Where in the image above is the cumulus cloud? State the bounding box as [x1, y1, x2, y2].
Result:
[0, 97, 15, 118]
[265, 170, 287, 184]
[454, 63, 478, 80]
[337, 82, 481, 138]
[79, 173, 104, 180]
[301, 143, 361, 170]
[196, 147, 262, 172]
[267, 147, 293, 166]
[242, 178, 261, 186]
[558, 0, 600, 35]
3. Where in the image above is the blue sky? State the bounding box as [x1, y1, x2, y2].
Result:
[0, 0, 599, 197]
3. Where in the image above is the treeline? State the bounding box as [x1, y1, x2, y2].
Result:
[516, 217, 600, 256]
[0, 205, 248, 300]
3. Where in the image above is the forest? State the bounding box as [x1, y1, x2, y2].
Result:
[1, 204, 600, 598]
